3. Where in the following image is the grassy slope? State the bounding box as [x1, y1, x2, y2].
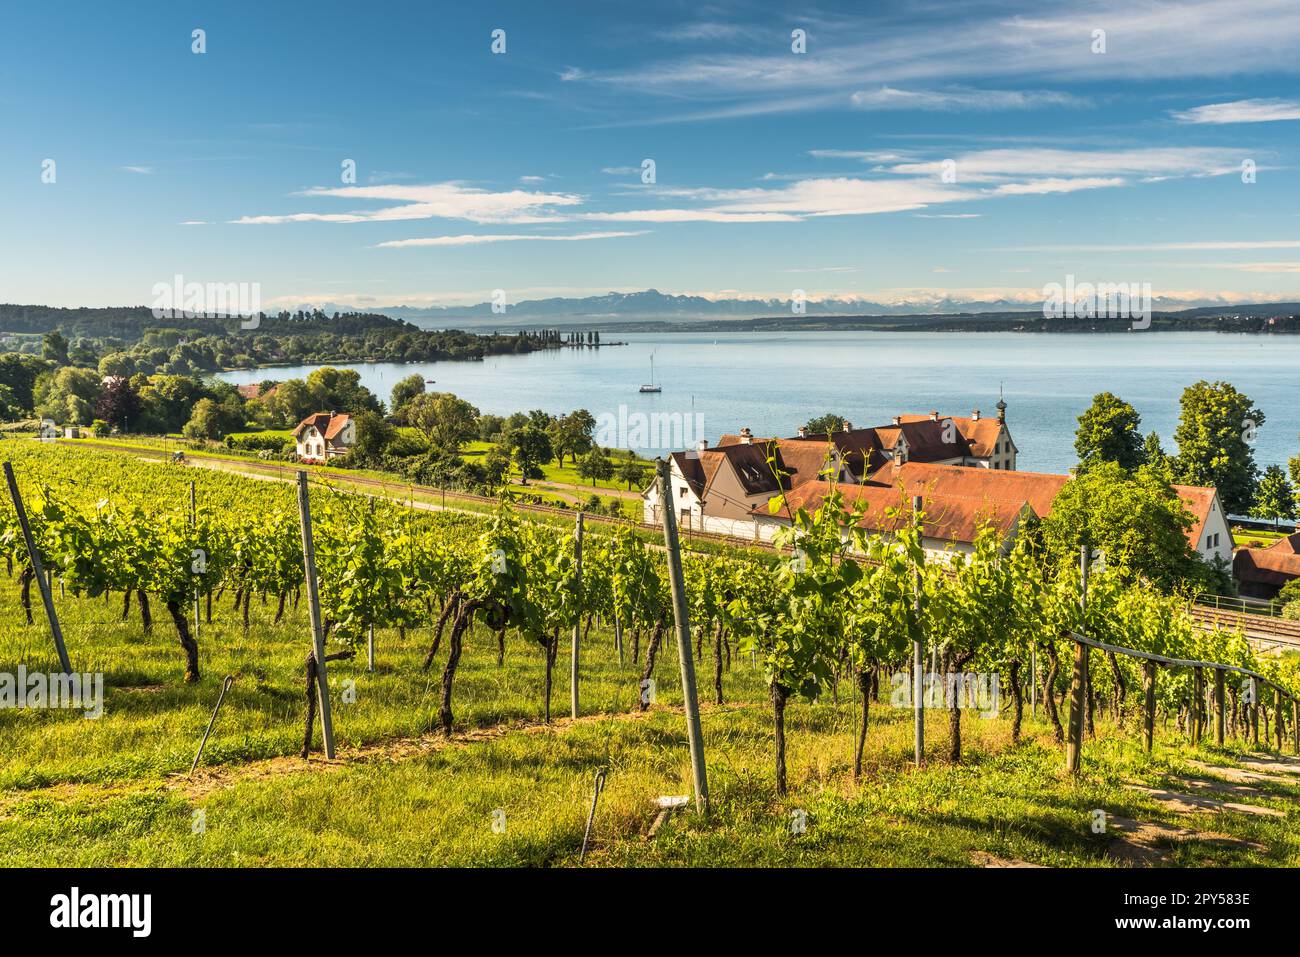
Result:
[2, 579, 1298, 867]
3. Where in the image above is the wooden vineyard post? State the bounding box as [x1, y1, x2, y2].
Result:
[1030, 646, 1037, 719]
[911, 494, 924, 768]
[1214, 668, 1225, 746]
[1065, 546, 1090, 775]
[1192, 667, 1204, 743]
[1276, 687, 1285, 751]
[3, 462, 72, 675]
[1142, 659, 1156, 754]
[656, 459, 709, 815]
[571, 511, 583, 721]
[295, 471, 336, 759]
[1293, 699, 1298, 755]
[190, 481, 201, 642]
[1251, 681, 1260, 745]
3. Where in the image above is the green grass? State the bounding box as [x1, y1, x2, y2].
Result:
[3, 574, 1299, 866]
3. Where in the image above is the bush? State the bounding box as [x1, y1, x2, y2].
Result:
[1277, 578, 1300, 605]
[1283, 599, 1300, 621]
[225, 433, 294, 454]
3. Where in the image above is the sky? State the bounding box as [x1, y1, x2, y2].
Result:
[4, 0, 1300, 312]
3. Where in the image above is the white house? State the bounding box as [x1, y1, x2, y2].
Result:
[293, 412, 355, 462]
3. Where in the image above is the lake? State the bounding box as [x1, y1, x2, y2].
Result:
[218, 331, 1300, 475]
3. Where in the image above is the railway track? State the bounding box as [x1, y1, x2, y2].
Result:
[1190, 605, 1300, 654]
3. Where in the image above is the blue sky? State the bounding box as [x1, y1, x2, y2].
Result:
[4, 0, 1300, 311]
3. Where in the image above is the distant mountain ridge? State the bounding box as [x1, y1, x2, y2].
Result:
[292, 289, 1300, 329]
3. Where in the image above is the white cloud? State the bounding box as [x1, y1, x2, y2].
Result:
[121, 166, 154, 174]
[582, 209, 802, 223]
[995, 240, 1300, 251]
[561, 0, 1300, 123]
[991, 176, 1125, 195]
[849, 87, 1084, 111]
[1171, 98, 1300, 124]
[233, 182, 583, 226]
[885, 147, 1242, 183]
[376, 231, 647, 248]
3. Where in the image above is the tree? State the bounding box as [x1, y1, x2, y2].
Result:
[617, 457, 648, 490]
[482, 446, 511, 491]
[557, 409, 597, 465]
[95, 376, 142, 431]
[349, 411, 396, 464]
[577, 447, 614, 486]
[1173, 380, 1264, 516]
[304, 366, 382, 416]
[34, 367, 100, 423]
[1143, 431, 1169, 474]
[42, 331, 70, 365]
[1074, 392, 1145, 472]
[1254, 465, 1296, 530]
[804, 412, 846, 435]
[1040, 460, 1213, 590]
[0, 354, 51, 414]
[405, 392, 480, 454]
[508, 426, 552, 484]
[183, 397, 244, 441]
[390, 374, 426, 422]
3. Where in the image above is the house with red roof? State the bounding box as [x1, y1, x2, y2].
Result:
[1233, 533, 1300, 600]
[643, 401, 1232, 562]
[293, 411, 355, 462]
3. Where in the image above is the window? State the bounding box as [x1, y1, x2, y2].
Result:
[678, 486, 687, 498]
[1205, 535, 1212, 549]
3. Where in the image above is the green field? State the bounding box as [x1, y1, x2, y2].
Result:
[2, 581, 1299, 867]
[2, 440, 1298, 869]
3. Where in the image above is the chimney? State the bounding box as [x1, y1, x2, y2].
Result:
[891, 415, 901, 426]
[971, 409, 981, 421]
[842, 419, 852, 433]
[696, 439, 709, 452]
[796, 427, 807, 438]
[929, 410, 939, 421]
[739, 427, 753, 445]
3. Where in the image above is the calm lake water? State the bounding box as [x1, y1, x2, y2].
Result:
[219, 332, 1300, 475]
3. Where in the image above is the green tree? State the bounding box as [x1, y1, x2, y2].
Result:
[1074, 392, 1145, 472]
[577, 447, 614, 486]
[389, 373, 426, 422]
[304, 366, 382, 415]
[349, 410, 396, 464]
[617, 457, 648, 490]
[804, 412, 846, 435]
[1143, 431, 1169, 474]
[34, 367, 100, 423]
[508, 426, 552, 484]
[183, 397, 243, 441]
[1172, 380, 1264, 515]
[404, 392, 480, 454]
[1254, 465, 1296, 530]
[1040, 460, 1210, 590]
[42, 331, 70, 365]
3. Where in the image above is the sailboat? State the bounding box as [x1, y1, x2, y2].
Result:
[639, 353, 662, 393]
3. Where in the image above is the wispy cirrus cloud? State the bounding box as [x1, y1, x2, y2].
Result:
[232, 182, 582, 226]
[121, 165, 154, 174]
[560, 0, 1300, 124]
[1171, 98, 1300, 124]
[849, 87, 1086, 111]
[376, 230, 647, 248]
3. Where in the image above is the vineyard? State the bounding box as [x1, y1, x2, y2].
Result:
[1, 439, 1299, 867]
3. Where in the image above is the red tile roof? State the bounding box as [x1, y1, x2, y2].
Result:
[1233, 532, 1300, 586]
[293, 412, 351, 441]
[771, 480, 1029, 545]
